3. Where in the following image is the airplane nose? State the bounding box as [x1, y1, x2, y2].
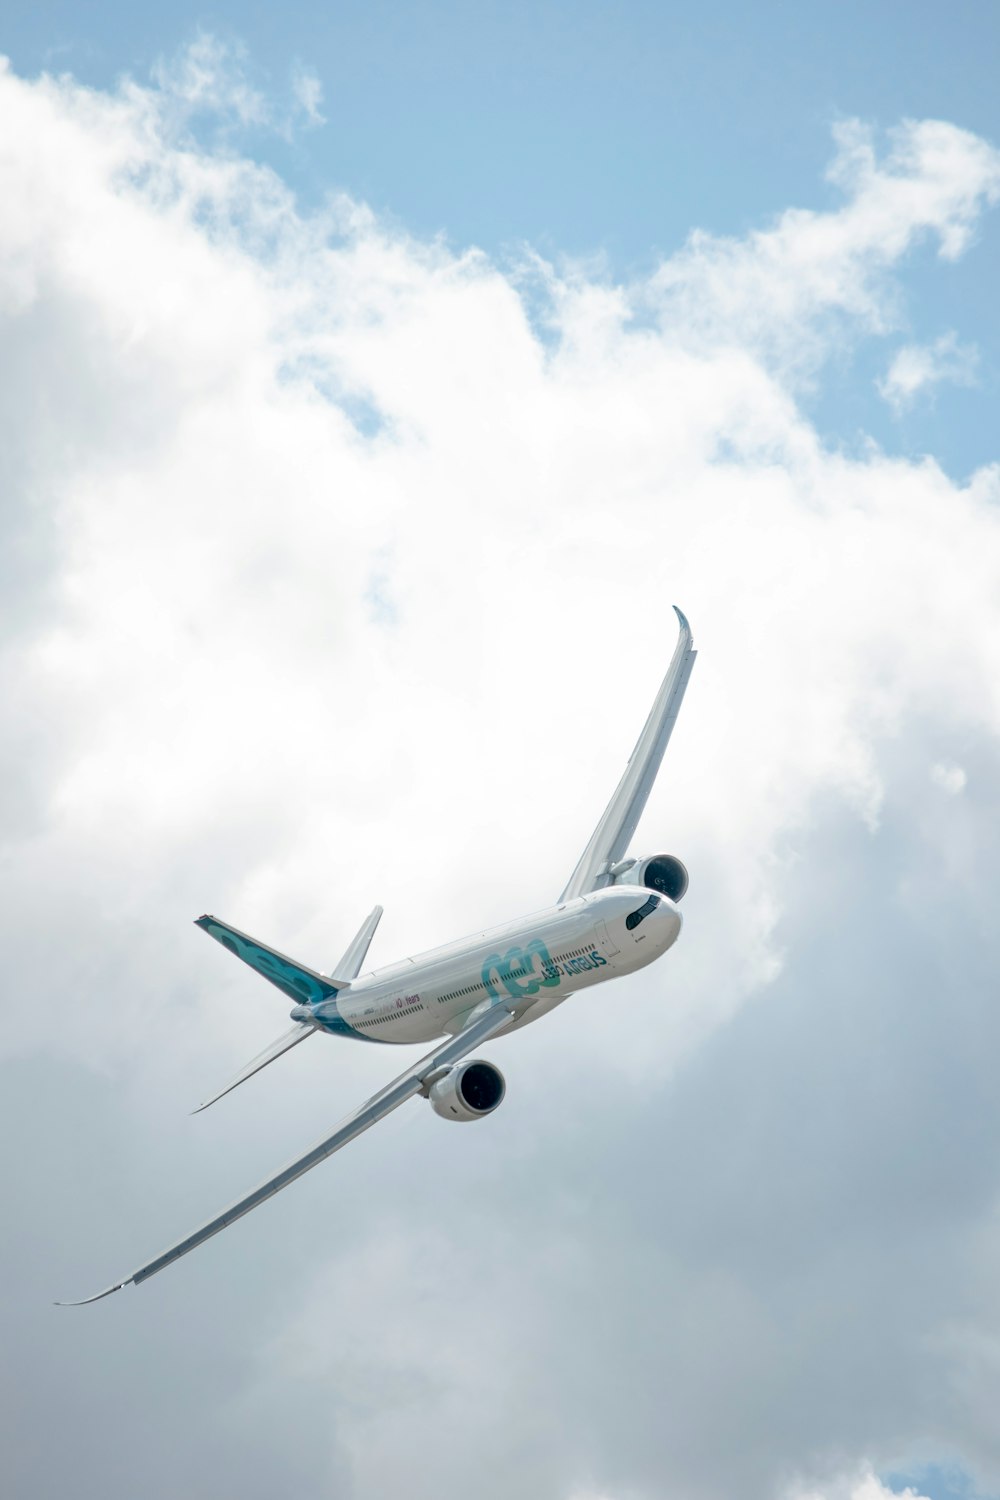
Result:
[659, 899, 682, 948]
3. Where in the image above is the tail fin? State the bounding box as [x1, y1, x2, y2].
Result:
[195, 915, 339, 1004]
[192, 909, 387, 1114]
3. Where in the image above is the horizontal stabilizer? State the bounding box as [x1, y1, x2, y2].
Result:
[329, 904, 383, 985]
[193, 1023, 317, 1114]
[195, 915, 339, 1005]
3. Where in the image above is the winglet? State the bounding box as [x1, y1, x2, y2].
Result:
[55, 1278, 131, 1306]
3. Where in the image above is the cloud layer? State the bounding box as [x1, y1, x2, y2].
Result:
[879, 331, 979, 411]
[1, 49, 1000, 1500]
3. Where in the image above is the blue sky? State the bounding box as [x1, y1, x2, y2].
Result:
[8, 1, 998, 478]
[8, 1, 998, 256]
[2, 8, 1000, 1500]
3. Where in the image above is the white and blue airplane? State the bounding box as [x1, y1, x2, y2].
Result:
[62, 608, 696, 1303]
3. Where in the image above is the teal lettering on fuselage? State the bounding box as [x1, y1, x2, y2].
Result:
[482, 940, 607, 1002]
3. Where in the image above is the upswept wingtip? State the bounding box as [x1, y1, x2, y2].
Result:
[672, 603, 692, 637]
[55, 1279, 130, 1306]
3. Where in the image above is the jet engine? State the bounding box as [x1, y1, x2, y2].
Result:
[428, 1059, 506, 1122]
[608, 853, 689, 902]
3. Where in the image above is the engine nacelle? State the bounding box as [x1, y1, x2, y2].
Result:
[428, 1059, 506, 1122]
[608, 852, 689, 902]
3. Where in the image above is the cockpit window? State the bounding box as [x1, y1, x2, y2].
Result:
[625, 894, 660, 931]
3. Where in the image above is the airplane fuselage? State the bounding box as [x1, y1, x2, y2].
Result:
[303, 887, 683, 1047]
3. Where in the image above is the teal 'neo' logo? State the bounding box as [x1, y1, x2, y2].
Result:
[482, 939, 607, 1002]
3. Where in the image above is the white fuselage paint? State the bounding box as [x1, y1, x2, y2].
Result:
[312, 887, 682, 1047]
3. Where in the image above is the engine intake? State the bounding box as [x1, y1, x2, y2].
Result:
[428, 1059, 506, 1122]
[610, 853, 688, 902]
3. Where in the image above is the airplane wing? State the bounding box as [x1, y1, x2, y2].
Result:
[559, 605, 697, 903]
[58, 1002, 514, 1304]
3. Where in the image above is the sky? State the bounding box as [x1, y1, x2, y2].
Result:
[1, 6, 1000, 1500]
[6, 0, 1000, 482]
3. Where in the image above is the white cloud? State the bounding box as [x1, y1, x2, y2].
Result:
[145, 34, 326, 144]
[570, 1482, 933, 1500]
[2, 45, 1000, 1500]
[639, 119, 1000, 378]
[879, 331, 979, 410]
[931, 761, 968, 794]
[149, 30, 269, 129]
[786, 1472, 932, 1500]
[290, 63, 325, 127]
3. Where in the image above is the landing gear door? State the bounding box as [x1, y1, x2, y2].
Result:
[596, 919, 620, 958]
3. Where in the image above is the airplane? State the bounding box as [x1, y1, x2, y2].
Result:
[60, 607, 697, 1303]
